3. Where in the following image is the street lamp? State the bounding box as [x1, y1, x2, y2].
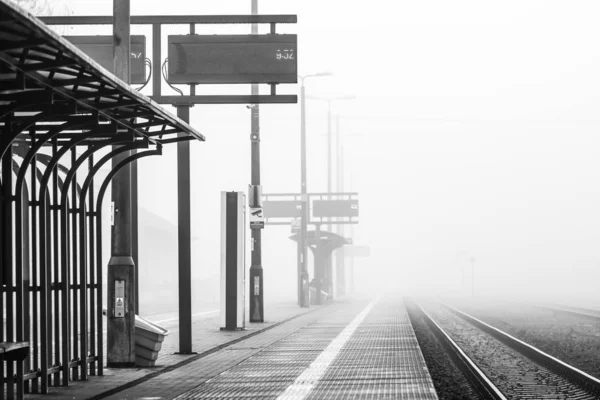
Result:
[335, 131, 362, 297]
[305, 95, 355, 300]
[305, 94, 355, 208]
[298, 72, 332, 308]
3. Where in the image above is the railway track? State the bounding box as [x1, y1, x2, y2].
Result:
[528, 302, 600, 320]
[414, 300, 600, 400]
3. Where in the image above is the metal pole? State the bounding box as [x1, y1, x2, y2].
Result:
[335, 117, 341, 297]
[249, 0, 264, 322]
[349, 175, 355, 293]
[132, 152, 139, 314]
[336, 139, 345, 297]
[108, 0, 135, 368]
[315, 224, 323, 305]
[177, 105, 193, 353]
[327, 101, 332, 234]
[299, 82, 309, 307]
[336, 117, 340, 193]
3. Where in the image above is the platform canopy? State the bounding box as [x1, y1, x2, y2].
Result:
[0, 0, 205, 150]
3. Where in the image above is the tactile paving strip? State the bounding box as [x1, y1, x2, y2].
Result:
[175, 297, 438, 399]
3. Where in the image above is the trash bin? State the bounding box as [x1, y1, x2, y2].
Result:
[309, 287, 328, 305]
[135, 315, 169, 367]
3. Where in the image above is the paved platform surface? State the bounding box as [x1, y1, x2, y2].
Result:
[24, 301, 322, 400]
[25, 295, 438, 399]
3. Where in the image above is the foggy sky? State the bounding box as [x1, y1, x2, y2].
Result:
[41, 0, 600, 304]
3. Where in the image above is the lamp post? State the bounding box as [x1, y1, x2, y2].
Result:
[298, 72, 331, 307]
[334, 129, 361, 297]
[305, 95, 355, 233]
[306, 95, 354, 300]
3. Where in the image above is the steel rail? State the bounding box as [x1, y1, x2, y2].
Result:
[410, 301, 507, 400]
[524, 302, 600, 320]
[442, 302, 600, 397]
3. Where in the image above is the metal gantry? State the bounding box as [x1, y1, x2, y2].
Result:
[289, 230, 350, 305]
[0, 1, 204, 396]
[263, 192, 358, 305]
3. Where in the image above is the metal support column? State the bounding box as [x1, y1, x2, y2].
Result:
[326, 252, 333, 297]
[176, 104, 193, 354]
[335, 118, 345, 297]
[349, 174, 355, 293]
[1, 144, 15, 395]
[314, 247, 324, 306]
[336, 142, 346, 296]
[249, 0, 264, 323]
[299, 83, 309, 307]
[314, 224, 323, 305]
[132, 155, 139, 314]
[107, 0, 136, 368]
[327, 101, 332, 233]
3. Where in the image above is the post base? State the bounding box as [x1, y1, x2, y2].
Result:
[107, 362, 136, 368]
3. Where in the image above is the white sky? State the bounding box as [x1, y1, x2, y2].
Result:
[33, 0, 600, 303]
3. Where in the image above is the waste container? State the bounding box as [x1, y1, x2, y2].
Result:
[135, 315, 169, 367]
[309, 287, 328, 305]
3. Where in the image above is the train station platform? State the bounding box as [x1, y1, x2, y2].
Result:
[24, 295, 438, 400]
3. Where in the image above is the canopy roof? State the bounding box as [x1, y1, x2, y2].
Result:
[0, 0, 205, 149]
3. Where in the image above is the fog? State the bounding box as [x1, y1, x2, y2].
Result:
[40, 0, 600, 312]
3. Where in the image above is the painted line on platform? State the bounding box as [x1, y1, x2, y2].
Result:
[275, 298, 378, 400]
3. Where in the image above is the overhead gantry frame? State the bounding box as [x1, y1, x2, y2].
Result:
[0, 1, 204, 397]
[289, 230, 350, 305]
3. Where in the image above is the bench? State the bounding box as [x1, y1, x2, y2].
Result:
[0, 342, 30, 400]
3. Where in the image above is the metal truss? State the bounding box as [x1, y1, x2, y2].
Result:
[39, 14, 298, 105]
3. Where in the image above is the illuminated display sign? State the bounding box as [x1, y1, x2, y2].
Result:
[167, 34, 297, 84]
[64, 35, 147, 84]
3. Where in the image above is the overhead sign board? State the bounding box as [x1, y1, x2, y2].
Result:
[168, 34, 297, 84]
[312, 200, 359, 218]
[264, 200, 303, 219]
[64, 35, 147, 84]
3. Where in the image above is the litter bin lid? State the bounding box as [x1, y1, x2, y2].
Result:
[135, 315, 170, 336]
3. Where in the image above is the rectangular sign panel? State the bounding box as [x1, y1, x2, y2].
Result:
[263, 200, 303, 218]
[312, 200, 359, 218]
[64, 35, 147, 84]
[168, 34, 297, 84]
[249, 206, 264, 229]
